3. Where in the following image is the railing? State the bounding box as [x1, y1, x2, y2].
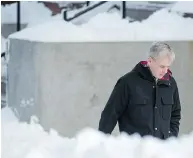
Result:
[183, 12, 193, 18]
[63, 1, 127, 22]
[63, 1, 107, 21]
[122, 1, 126, 19]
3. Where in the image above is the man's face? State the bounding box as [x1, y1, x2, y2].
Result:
[147, 54, 172, 79]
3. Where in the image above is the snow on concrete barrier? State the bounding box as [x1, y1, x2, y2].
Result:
[9, 10, 193, 41]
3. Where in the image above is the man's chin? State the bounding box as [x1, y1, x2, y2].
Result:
[157, 75, 163, 79]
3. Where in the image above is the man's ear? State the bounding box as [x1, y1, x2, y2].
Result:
[147, 57, 151, 66]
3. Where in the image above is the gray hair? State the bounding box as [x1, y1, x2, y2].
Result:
[148, 42, 175, 62]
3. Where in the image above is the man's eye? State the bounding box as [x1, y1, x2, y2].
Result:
[160, 66, 165, 69]
[160, 65, 170, 69]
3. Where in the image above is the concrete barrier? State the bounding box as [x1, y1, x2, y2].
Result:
[8, 39, 193, 137]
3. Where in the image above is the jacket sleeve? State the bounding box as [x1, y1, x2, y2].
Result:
[98, 77, 130, 134]
[170, 82, 181, 137]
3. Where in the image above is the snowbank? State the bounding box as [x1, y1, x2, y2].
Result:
[1, 36, 7, 53]
[171, 1, 193, 13]
[1, 2, 62, 26]
[9, 9, 193, 42]
[2, 107, 193, 158]
[1, 36, 8, 78]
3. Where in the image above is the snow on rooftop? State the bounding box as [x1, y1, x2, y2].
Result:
[171, 1, 193, 13]
[2, 107, 193, 158]
[9, 8, 193, 42]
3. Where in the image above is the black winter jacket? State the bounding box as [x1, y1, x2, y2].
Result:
[99, 61, 181, 139]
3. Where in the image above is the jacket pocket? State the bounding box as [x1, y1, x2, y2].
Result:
[129, 97, 149, 120]
[161, 96, 173, 120]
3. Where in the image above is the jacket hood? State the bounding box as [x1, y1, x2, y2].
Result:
[132, 61, 172, 82]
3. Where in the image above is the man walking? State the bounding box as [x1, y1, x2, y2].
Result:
[99, 42, 181, 140]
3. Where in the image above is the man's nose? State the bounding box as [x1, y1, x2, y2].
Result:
[163, 67, 168, 74]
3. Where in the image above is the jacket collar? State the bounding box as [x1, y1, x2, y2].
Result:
[132, 61, 172, 86]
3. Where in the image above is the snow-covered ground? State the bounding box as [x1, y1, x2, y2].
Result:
[2, 107, 193, 158]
